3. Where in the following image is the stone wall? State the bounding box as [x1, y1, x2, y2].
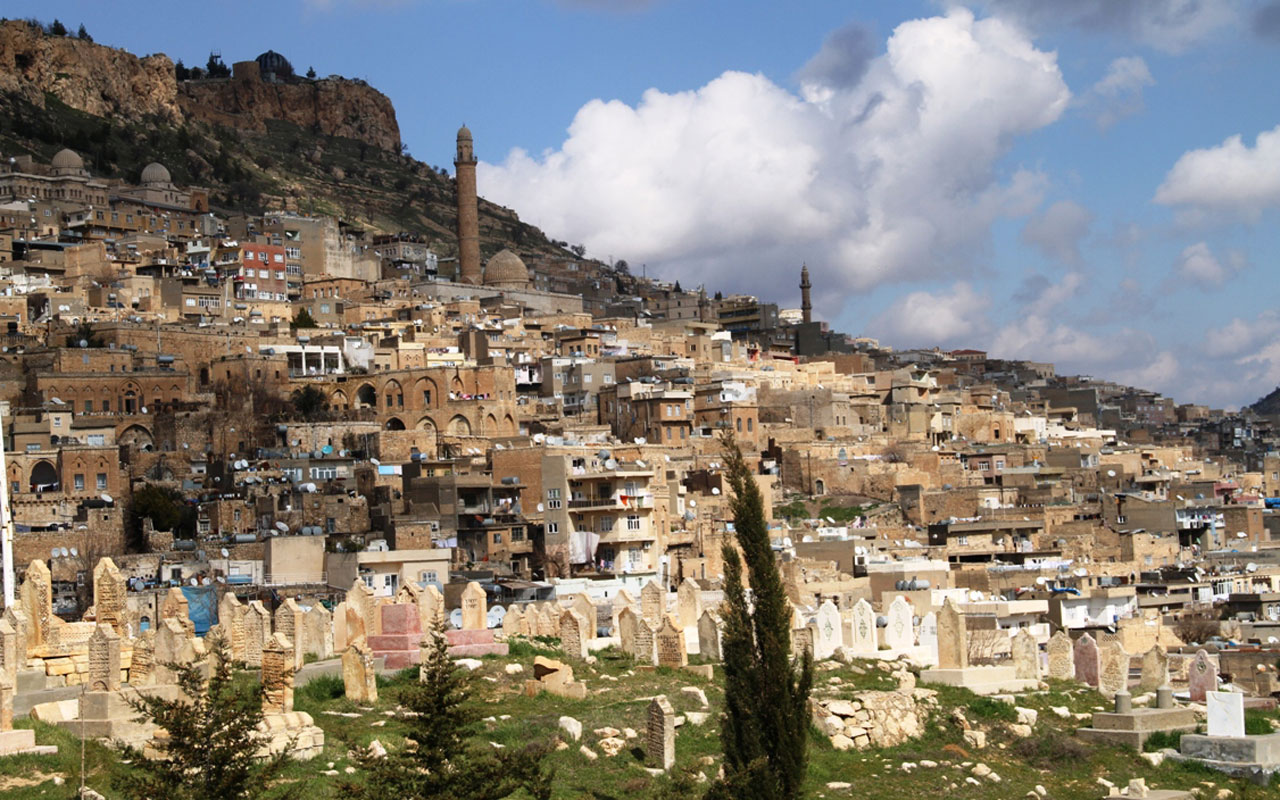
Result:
[811, 687, 940, 751]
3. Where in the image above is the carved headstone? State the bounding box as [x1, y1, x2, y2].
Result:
[647, 695, 675, 770]
[87, 623, 122, 692]
[611, 588, 638, 635]
[697, 610, 722, 662]
[882, 595, 913, 650]
[261, 633, 294, 715]
[2, 608, 29, 664]
[569, 594, 597, 639]
[936, 599, 968, 670]
[559, 610, 588, 661]
[130, 629, 155, 686]
[1098, 640, 1129, 699]
[677, 579, 702, 630]
[347, 579, 376, 638]
[304, 603, 334, 660]
[218, 593, 246, 662]
[641, 580, 664, 627]
[274, 598, 307, 670]
[0, 619, 15, 685]
[537, 607, 556, 637]
[0, 676, 12, 733]
[92, 558, 128, 636]
[813, 600, 842, 661]
[243, 601, 271, 668]
[1207, 690, 1245, 738]
[332, 600, 350, 652]
[1189, 648, 1216, 702]
[422, 584, 445, 629]
[1073, 633, 1100, 687]
[19, 559, 53, 647]
[153, 618, 189, 686]
[1139, 645, 1169, 692]
[1047, 630, 1074, 680]
[342, 639, 378, 704]
[1011, 628, 1039, 680]
[656, 616, 688, 668]
[847, 598, 876, 654]
[502, 606, 526, 637]
[461, 582, 488, 631]
[917, 611, 938, 658]
[160, 587, 193, 636]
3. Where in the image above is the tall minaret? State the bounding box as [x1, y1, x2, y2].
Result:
[800, 263, 812, 325]
[454, 125, 481, 285]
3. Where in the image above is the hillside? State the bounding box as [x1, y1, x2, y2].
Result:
[0, 19, 583, 265]
[1250, 386, 1280, 416]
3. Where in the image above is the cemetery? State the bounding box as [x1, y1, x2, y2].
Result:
[0, 561, 1277, 797]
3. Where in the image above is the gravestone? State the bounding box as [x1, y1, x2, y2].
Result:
[461, 582, 488, 631]
[1188, 649, 1216, 702]
[619, 606, 656, 664]
[617, 606, 639, 654]
[656, 616, 688, 668]
[647, 695, 676, 771]
[677, 579, 701, 629]
[160, 587, 193, 636]
[1047, 630, 1074, 680]
[2, 608, 29, 664]
[0, 620, 14, 685]
[882, 595, 914, 650]
[243, 601, 270, 668]
[1207, 690, 1245, 738]
[611, 589, 638, 635]
[261, 633, 294, 715]
[395, 582, 423, 629]
[346, 579, 376, 638]
[1098, 640, 1129, 699]
[813, 600, 842, 661]
[847, 598, 877, 654]
[218, 593, 246, 662]
[92, 558, 128, 636]
[792, 626, 814, 658]
[559, 610, 589, 661]
[274, 599, 307, 670]
[641, 580, 665, 627]
[537, 608, 556, 638]
[936, 599, 968, 669]
[1011, 628, 1039, 680]
[423, 584, 445, 629]
[1074, 633, 1100, 687]
[502, 606, 526, 637]
[342, 639, 378, 704]
[570, 594, 597, 638]
[87, 623, 121, 692]
[332, 601, 350, 652]
[129, 630, 155, 686]
[698, 610, 722, 662]
[153, 618, 190, 686]
[917, 611, 938, 658]
[1139, 645, 1169, 692]
[344, 602, 367, 648]
[304, 603, 334, 660]
[19, 559, 54, 647]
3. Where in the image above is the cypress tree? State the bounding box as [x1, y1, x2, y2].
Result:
[707, 437, 813, 800]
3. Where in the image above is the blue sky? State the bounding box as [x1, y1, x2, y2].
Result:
[17, 0, 1280, 408]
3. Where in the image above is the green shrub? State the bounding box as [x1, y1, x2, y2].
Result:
[966, 696, 1017, 723]
[1245, 711, 1276, 736]
[295, 673, 344, 704]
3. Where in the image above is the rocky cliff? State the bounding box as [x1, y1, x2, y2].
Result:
[0, 20, 400, 152]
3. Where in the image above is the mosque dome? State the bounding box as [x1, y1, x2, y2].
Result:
[51, 148, 85, 173]
[457, 124, 473, 141]
[483, 249, 529, 289]
[255, 50, 293, 78]
[140, 162, 172, 186]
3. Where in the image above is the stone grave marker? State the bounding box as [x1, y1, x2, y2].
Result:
[813, 600, 842, 661]
[937, 599, 968, 669]
[677, 579, 702, 629]
[647, 695, 675, 771]
[343, 639, 378, 704]
[218, 593, 246, 662]
[1207, 690, 1244, 738]
[570, 593, 597, 638]
[641, 580, 664, 627]
[1189, 649, 1216, 702]
[656, 616, 688, 668]
[304, 603, 333, 660]
[1139, 645, 1169, 692]
[160, 587, 193, 636]
[461, 582, 488, 630]
[261, 633, 294, 715]
[559, 610, 588, 661]
[882, 595, 913, 650]
[698, 610, 722, 662]
[1074, 633, 1100, 687]
[1011, 628, 1039, 680]
[1098, 640, 1129, 699]
[87, 623, 121, 692]
[243, 601, 271, 668]
[1047, 630, 1074, 680]
[847, 598, 876, 654]
[274, 599, 307, 670]
[19, 559, 54, 647]
[917, 611, 938, 658]
[92, 558, 128, 636]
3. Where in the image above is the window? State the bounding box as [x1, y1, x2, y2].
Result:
[74, 474, 85, 491]
[422, 390, 432, 405]
[547, 522, 559, 534]
[511, 528, 525, 542]
[52, 416, 61, 428]
[420, 570, 438, 585]
[87, 435, 104, 446]
[326, 517, 336, 533]
[84, 400, 92, 414]
[96, 473, 107, 490]
[627, 515, 641, 531]
[747, 418, 753, 432]
[492, 532, 502, 544]
[735, 418, 742, 432]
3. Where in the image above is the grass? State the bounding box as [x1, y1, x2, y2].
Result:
[0, 650, 1269, 799]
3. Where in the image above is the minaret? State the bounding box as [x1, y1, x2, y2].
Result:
[800, 263, 812, 325]
[454, 125, 481, 285]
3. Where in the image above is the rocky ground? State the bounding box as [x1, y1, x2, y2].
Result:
[0, 638, 1276, 799]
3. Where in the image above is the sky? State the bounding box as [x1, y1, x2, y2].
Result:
[16, 0, 1280, 409]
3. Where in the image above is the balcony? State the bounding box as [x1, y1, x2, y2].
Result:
[569, 494, 652, 511]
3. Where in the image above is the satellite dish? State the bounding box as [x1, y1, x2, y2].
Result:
[60, 547, 69, 557]
[536, 503, 544, 512]
[371, 458, 380, 465]
[70, 547, 78, 557]
[101, 493, 113, 504]
[1107, 470, 1116, 477]
[487, 608, 504, 628]
[50, 548, 59, 559]
[275, 521, 289, 532]
[711, 487, 720, 495]
[449, 608, 464, 629]
[1073, 568, 1088, 577]
[1035, 576, 1048, 585]
[605, 458, 618, 470]
[1237, 531, 1248, 538]
[689, 500, 697, 508]
[140, 406, 147, 414]
[221, 547, 230, 558]
[202, 577, 211, 586]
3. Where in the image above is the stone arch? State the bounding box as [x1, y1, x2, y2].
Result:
[119, 424, 154, 450]
[448, 415, 471, 435]
[385, 416, 406, 431]
[30, 460, 58, 489]
[414, 377, 439, 409]
[383, 379, 404, 409]
[355, 383, 377, 408]
[483, 413, 498, 435]
[451, 376, 464, 393]
[331, 390, 349, 410]
[416, 416, 437, 433]
[503, 414, 516, 435]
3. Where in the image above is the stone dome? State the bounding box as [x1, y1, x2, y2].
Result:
[457, 124, 473, 141]
[140, 162, 172, 186]
[51, 148, 85, 173]
[483, 249, 529, 289]
[255, 50, 293, 77]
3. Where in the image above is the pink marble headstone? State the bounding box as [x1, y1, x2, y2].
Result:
[379, 604, 422, 636]
[1074, 633, 1100, 687]
[1188, 648, 1216, 702]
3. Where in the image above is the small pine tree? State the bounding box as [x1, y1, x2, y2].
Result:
[706, 436, 813, 800]
[114, 634, 298, 800]
[76, 23, 91, 41]
[306, 66, 316, 79]
[48, 19, 67, 36]
[345, 622, 553, 799]
[291, 307, 318, 329]
[174, 59, 190, 81]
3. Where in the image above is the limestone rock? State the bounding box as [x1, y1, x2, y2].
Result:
[559, 716, 582, 741]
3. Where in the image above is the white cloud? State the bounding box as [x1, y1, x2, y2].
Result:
[1204, 309, 1280, 356]
[480, 9, 1070, 307]
[1173, 241, 1245, 288]
[867, 282, 991, 346]
[1155, 124, 1280, 219]
[1020, 201, 1093, 263]
[966, 0, 1240, 52]
[1081, 56, 1154, 129]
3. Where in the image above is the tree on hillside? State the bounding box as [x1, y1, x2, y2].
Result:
[344, 622, 553, 799]
[77, 23, 92, 41]
[114, 634, 298, 800]
[48, 19, 67, 36]
[306, 66, 316, 79]
[291, 307, 318, 329]
[705, 436, 813, 800]
[206, 52, 230, 78]
[289, 385, 330, 421]
[126, 484, 195, 551]
[174, 59, 190, 81]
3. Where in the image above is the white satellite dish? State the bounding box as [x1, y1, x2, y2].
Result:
[50, 548, 59, 559]
[101, 493, 113, 504]
[605, 458, 618, 470]
[221, 547, 230, 558]
[712, 487, 720, 495]
[1237, 531, 1248, 538]
[60, 547, 69, 557]
[202, 577, 211, 586]
[449, 608, 464, 629]
[1073, 567, 1088, 577]
[1107, 470, 1116, 477]
[275, 522, 289, 532]
[689, 500, 697, 508]
[1035, 576, 1048, 585]
[188, 578, 197, 586]
[141, 406, 147, 414]
[537, 503, 544, 512]
[636, 460, 646, 468]
[370, 458, 380, 465]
